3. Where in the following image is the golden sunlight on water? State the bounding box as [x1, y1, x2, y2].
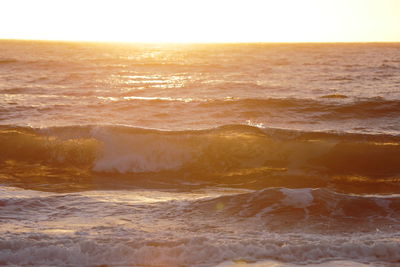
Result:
[1, 40, 400, 266]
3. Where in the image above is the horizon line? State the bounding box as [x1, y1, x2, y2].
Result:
[1, 38, 400, 45]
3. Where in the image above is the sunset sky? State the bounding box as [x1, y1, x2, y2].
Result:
[1, 0, 400, 43]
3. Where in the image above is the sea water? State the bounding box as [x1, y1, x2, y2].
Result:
[0, 40, 400, 266]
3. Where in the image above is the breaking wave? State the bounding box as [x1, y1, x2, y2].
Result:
[189, 187, 400, 232]
[1, 124, 399, 193]
[1, 186, 400, 266]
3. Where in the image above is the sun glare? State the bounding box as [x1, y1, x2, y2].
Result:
[1, 0, 400, 43]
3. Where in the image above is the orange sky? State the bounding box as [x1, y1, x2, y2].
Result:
[1, 0, 400, 43]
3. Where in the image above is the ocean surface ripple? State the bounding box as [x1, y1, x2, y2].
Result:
[1, 41, 400, 266]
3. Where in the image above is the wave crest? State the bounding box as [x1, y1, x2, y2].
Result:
[1, 125, 400, 192]
[189, 188, 400, 232]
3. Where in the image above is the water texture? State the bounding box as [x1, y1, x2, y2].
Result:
[0, 40, 400, 266]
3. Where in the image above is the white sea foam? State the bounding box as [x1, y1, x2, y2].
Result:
[280, 188, 313, 208]
[1, 232, 400, 267]
[91, 127, 194, 173]
[1, 187, 400, 266]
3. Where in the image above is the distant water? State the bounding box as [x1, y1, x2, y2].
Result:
[1, 40, 400, 266]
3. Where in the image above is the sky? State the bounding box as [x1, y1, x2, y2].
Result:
[1, 0, 400, 43]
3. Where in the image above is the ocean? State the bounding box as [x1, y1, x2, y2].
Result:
[0, 40, 400, 266]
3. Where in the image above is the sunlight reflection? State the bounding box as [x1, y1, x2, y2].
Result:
[97, 96, 197, 103]
[111, 74, 188, 89]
